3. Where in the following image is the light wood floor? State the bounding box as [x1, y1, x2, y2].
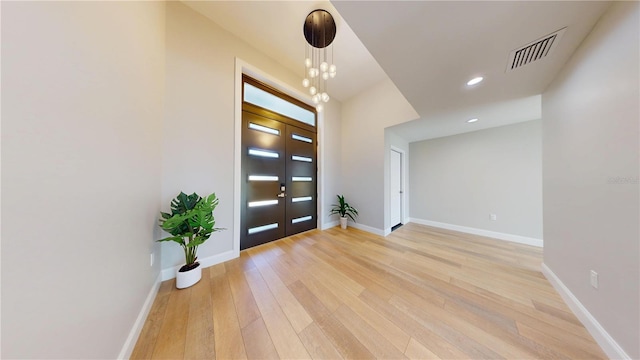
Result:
[131, 223, 606, 359]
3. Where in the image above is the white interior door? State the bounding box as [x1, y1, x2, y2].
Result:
[390, 149, 402, 227]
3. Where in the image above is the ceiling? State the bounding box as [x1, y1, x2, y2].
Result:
[184, 1, 611, 142]
[333, 1, 612, 142]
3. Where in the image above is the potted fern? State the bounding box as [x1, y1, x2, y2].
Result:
[158, 192, 223, 289]
[330, 195, 358, 229]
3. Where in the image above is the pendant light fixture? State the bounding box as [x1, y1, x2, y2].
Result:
[302, 9, 337, 112]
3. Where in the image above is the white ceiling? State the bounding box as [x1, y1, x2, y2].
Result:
[183, 1, 612, 142]
[333, 1, 611, 141]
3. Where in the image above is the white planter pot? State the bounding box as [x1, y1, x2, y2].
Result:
[176, 263, 201, 289]
[340, 217, 348, 229]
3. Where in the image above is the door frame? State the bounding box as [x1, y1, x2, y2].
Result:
[389, 146, 406, 231]
[234, 58, 324, 257]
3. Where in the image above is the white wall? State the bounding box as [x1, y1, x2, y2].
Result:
[340, 79, 419, 232]
[542, 2, 639, 358]
[1, 2, 165, 358]
[409, 120, 543, 242]
[162, 2, 342, 270]
[320, 99, 343, 229]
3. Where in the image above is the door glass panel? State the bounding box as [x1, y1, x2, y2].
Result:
[292, 155, 313, 163]
[248, 223, 279, 234]
[248, 200, 279, 208]
[292, 134, 312, 143]
[292, 216, 312, 224]
[248, 148, 279, 158]
[291, 196, 312, 203]
[249, 122, 280, 136]
[244, 83, 315, 126]
[248, 175, 279, 181]
[292, 176, 312, 182]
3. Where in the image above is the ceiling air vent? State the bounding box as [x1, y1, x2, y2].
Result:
[506, 27, 566, 72]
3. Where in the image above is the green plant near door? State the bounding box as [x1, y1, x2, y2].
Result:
[157, 192, 223, 271]
[330, 194, 358, 222]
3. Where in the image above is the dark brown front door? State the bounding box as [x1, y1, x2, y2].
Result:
[241, 110, 317, 250]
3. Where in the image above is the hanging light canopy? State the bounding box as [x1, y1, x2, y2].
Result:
[302, 9, 337, 112]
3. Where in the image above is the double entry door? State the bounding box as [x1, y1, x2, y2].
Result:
[241, 109, 317, 250]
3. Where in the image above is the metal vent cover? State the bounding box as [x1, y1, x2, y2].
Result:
[506, 27, 566, 72]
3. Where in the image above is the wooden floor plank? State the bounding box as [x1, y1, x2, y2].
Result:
[298, 274, 343, 312]
[211, 273, 247, 360]
[241, 317, 280, 360]
[268, 252, 303, 286]
[532, 299, 584, 326]
[288, 280, 375, 359]
[184, 268, 215, 360]
[132, 223, 607, 360]
[130, 281, 173, 360]
[443, 298, 567, 359]
[389, 294, 505, 359]
[358, 289, 470, 359]
[298, 323, 343, 360]
[517, 321, 607, 359]
[150, 285, 191, 359]
[244, 268, 311, 359]
[248, 249, 313, 333]
[308, 266, 411, 353]
[404, 337, 441, 360]
[333, 304, 408, 359]
[225, 257, 261, 330]
[449, 277, 594, 340]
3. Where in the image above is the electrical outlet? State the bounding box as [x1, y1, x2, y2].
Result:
[490, 213, 497, 221]
[590, 270, 598, 289]
[150, 253, 154, 267]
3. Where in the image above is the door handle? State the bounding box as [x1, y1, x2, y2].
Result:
[277, 193, 286, 198]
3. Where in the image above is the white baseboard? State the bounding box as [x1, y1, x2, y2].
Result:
[348, 222, 386, 236]
[321, 220, 339, 230]
[541, 264, 630, 360]
[161, 250, 237, 281]
[118, 273, 162, 360]
[408, 218, 543, 247]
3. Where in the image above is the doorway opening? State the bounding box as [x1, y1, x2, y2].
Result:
[390, 147, 404, 231]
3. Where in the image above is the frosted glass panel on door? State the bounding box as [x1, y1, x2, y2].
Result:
[248, 148, 279, 158]
[292, 176, 312, 182]
[244, 83, 315, 126]
[292, 134, 312, 143]
[292, 155, 312, 163]
[291, 216, 312, 224]
[248, 200, 279, 208]
[249, 122, 280, 136]
[248, 223, 278, 234]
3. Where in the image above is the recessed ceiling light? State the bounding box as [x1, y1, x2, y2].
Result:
[467, 118, 478, 123]
[466, 77, 484, 86]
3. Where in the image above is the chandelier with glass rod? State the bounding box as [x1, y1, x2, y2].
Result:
[302, 9, 337, 113]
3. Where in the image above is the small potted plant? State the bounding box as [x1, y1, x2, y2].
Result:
[158, 192, 223, 289]
[330, 194, 358, 229]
